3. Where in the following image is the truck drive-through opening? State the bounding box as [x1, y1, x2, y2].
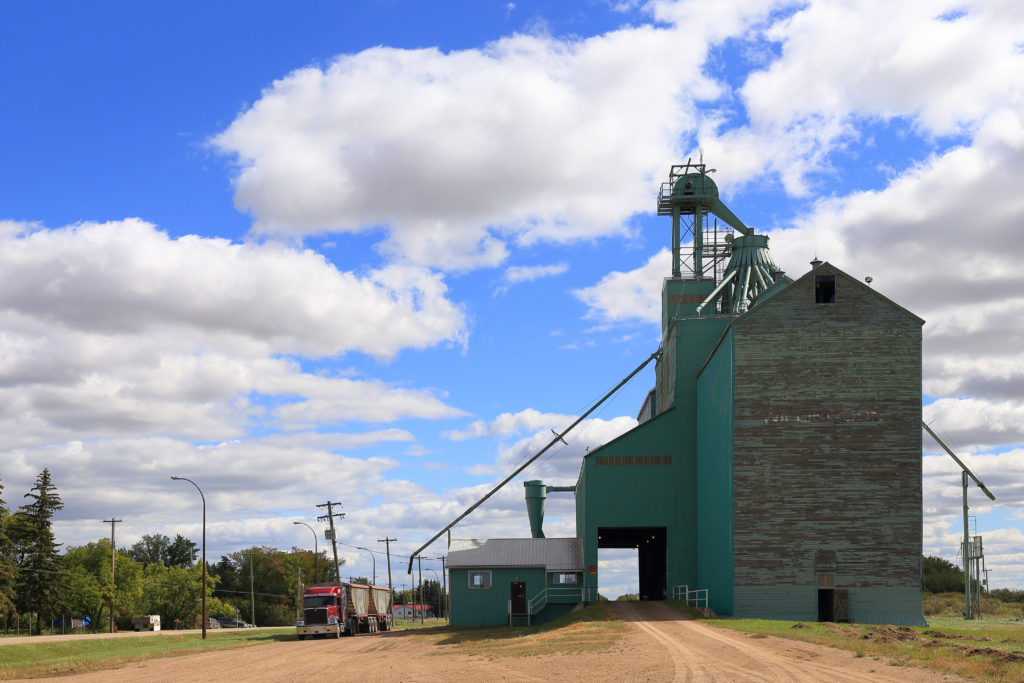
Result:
[598, 527, 667, 600]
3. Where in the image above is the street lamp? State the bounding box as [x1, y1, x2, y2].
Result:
[170, 476, 206, 640]
[356, 546, 376, 585]
[293, 521, 318, 584]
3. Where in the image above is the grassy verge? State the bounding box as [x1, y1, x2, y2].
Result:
[404, 604, 627, 657]
[393, 618, 449, 631]
[0, 628, 294, 680]
[705, 617, 1024, 681]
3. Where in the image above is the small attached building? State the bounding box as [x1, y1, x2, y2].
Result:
[447, 538, 587, 626]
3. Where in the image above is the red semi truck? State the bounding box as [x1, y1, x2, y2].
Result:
[297, 582, 393, 639]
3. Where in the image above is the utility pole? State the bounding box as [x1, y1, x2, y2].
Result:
[378, 537, 397, 620]
[249, 549, 256, 627]
[102, 518, 121, 633]
[316, 501, 345, 585]
[417, 556, 424, 624]
[296, 567, 302, 622]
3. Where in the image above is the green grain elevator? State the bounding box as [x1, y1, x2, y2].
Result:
[446, 162, 926, 627]
[572, 162, 926, 625]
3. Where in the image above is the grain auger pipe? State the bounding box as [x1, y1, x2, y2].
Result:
[922, 420, 995, 621]
[406, 349, 661, 573]
[922, 421, 994, 500]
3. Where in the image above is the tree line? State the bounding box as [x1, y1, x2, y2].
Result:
[1, 469, 445, 634]
[922, 555, 1024, 602]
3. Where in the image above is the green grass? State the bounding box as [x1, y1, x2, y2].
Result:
[925, 591, 1024, 620]
[662, 599, 712, 619]
[705, 617, 1024, 681]
[392, 617, 449, 631]
[0, 628, 294, 679]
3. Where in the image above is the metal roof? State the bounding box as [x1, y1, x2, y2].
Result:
[447, 538, 583, 571]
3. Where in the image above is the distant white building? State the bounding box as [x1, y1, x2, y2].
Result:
[393, 604, 434, 619]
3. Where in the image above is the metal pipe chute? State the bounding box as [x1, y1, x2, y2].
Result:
[524, 480, 577, 538]
[922, 421, 994, 500]
[406, 350, 661, 573]
[709, 198, 752, 236]
[694, 269, 737, 316]
[922, 420, 994, 621]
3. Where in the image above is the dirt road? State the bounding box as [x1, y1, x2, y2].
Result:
[42, 604, 961, 682]
[611, 602, 958, 681]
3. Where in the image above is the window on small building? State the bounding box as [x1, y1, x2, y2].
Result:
[815, 275, 836, 304]
[468, 570, 492, 589]
[551, 572, 579, 585]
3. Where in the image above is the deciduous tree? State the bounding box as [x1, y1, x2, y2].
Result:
[128, 534, 172, 567]
[138, 563, 222, 628]
[922, 555, 965, 594]
[64, 540, 144, 631]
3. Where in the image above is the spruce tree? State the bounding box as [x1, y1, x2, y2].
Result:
[0, 475, 17, 622]
[13, 468, 66, 634]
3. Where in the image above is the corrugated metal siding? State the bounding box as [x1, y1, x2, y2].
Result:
[658, 324, 677, 414]
[730, 265, 924, 625]
[577, 314, 730, 597]
[537, 602, 576, 625]
[696, 328, 735, 616]
[449, 567, 546, 626]
[448, 538, 582, 571]
[578, 408, 687, 595]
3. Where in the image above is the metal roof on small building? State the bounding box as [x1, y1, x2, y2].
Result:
[447, 538, 583, 571]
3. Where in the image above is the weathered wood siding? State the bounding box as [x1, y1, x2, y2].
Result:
[728, 264, 925, 625]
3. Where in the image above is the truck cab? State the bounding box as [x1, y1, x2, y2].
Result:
[297, 584, 347, 639]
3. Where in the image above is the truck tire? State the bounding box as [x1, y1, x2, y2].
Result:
[297, 634, 306, 640]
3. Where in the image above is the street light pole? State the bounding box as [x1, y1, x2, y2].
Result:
[293, 522, 318, 584]
[356, 547, 376, 585]
[170, 476, 206, 640]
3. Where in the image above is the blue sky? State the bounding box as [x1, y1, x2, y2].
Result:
[2, 0, 1022, 598]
